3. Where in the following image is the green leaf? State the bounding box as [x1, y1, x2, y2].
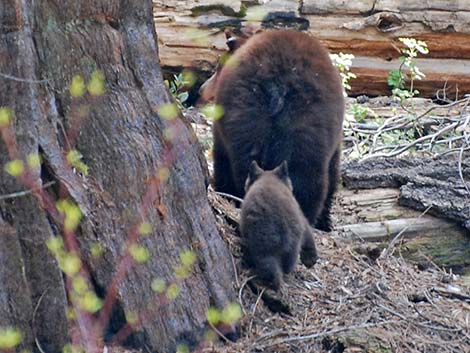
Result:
[60, 253, 82, 276]
[221, 302, 243, 324]
[206, 306, 220, 325]
[176, 344, 190, 353]
[166, 283, 181, 299]
[201, 104, 224, 121]
[128, 244, 150, 263]
[179, 249, 196, 267]
[151, 278, 166, 293]
[158, 103, 179, 120]
[46, 236, 64, 254]
[177, 91, 189, 103]
[4, 160, 25, 177]
[87, 70, 106, 96]
[0, 107, 13, 128]
[66, 149, 89, 176]
[72, 276, 88, 294]
[79, 291, 103, 313]
[26, 153, 42, 169]
[56, 199, 83, 232]
[138, 222, 153, 236]
[90, 242, 104, 258]
[0, 327, 22, 349]
[70, 75, 86, 97]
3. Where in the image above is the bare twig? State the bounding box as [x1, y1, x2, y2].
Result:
[215, 191, 244, 204]
[0, 181, 55, 201]
[0, 71, 50, 84]
[261, 319, 402, 347]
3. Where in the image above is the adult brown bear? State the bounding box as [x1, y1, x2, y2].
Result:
[203, 30, 344, 231]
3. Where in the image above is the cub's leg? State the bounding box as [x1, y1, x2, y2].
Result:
[315, 147, 340, 232]
[253, 256, 283, 291]
[281, 244, 300, 275]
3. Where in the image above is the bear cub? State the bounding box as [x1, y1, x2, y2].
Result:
[240, 161, 318, 290]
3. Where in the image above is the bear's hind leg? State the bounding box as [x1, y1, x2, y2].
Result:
[213, 127, 239, 197]
[315, 147, 340, 232]
[300, 226, 318, 268]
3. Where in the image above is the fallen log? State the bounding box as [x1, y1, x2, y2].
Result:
[337, 217, 457, 242]
[342, 155, 470, 229]
[153, 0, 470, 98]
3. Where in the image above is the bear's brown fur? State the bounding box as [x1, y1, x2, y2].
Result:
[240, 161, 318, 290]
[206, 30, 344, 231]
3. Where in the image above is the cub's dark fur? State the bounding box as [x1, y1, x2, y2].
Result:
[210, 30, 344, 231]
[240, 161, 318, 290]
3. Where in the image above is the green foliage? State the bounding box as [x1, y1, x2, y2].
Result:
[26, 153, 41, 170]
[201, 103, 224, 121]
[348, 103, 376, 123]
[387, 38, 429, 102]
[0, 327, 22, 350]
[128, 244, 150, 263]
[179, 249, 196, 267]
[70, 70, 106, 98]
[90, 242, 104, 258]
[77, 289, 103, 313]
[176, 344, 190, 353]
[330, 52, 356, 94]
[166, 283, 181, 299]
[63, 344, 85, 353]
[0, 107, 12, 128]
[70, 75, 87, 97]
[151, 278, 166, 294]
[56, 199, 83, 232]
[158, 103, 179, 120]
[87, 70, 106, 96]
[4, 159, 24, 177]
[165, 70, 196, 107]
[60, 253, 82, 276]
[138, 222, 153, 236]
[66, 149, 89, 176]
[205, 302, 243, 326]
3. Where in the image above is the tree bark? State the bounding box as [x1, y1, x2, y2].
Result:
[0, 1, 235, 352]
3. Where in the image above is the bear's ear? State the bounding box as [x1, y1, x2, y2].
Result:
[249, 160, 263, 181]
[273, 161, 289, 180]
[226, 36, 238, 52]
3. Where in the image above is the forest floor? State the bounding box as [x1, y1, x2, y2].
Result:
[185, 97, 470, 353]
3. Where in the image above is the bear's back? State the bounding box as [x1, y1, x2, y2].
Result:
[215, 30, 344, 173]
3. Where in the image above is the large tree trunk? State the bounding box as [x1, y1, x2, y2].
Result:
[0, 1, 235, 352]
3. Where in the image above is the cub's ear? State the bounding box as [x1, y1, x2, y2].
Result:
[249, 160, 263, 181]
[273, 161, 289, 180]
[245, 161, 263, 193]
[274, 161, 293, 190]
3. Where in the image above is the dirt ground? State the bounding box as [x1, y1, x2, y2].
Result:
[184, 99, 470, 353]
[204, 182, 469, 353]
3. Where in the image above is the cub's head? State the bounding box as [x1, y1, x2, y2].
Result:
[244, 160, 293, 193]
